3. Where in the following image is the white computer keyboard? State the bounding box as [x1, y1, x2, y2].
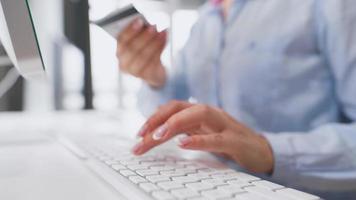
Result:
[74, 137, 320, 200]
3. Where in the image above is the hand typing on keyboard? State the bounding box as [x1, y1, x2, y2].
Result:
[132, 101, 275, 174]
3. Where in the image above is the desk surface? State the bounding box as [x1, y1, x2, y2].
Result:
[0, 110, 144, 200]
[0, 110, 145, 137]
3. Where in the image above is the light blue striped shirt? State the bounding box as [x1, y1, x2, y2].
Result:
[138, 0, 356, 198]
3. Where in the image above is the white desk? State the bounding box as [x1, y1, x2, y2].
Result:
[0, 110, 144, 200]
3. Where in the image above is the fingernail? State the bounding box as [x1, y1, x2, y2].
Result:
[132, 141, 144, 155]
[133, 19, 144, 30]
[137, 124, 148, 137]
[152, 124, 168, 140]
[179, 136, 192, 147]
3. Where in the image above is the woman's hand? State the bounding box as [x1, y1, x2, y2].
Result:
[116, 18, 167, 88]
[133, 101, 275, 174]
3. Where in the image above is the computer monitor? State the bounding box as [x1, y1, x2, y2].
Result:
[0, 0, 45, 80]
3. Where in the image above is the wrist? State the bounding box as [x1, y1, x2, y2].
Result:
[145, 65, 166, 89]
[258, 135, 275, 174]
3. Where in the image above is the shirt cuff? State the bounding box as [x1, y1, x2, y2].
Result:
[262, 132, 297, 182]
[137, 83, 171, 117]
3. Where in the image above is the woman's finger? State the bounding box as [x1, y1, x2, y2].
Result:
[152, 105, 226, 141]
[133, 105, 226, 155]
[129, 26, 157, 54]
[129, 31, 167, 76]
[118, 18, 145, 48]
[132, 129, 163, 155]
[119, 26, 158, 72]
[137, 101, 192, 137]
[133, 123, 202, 155]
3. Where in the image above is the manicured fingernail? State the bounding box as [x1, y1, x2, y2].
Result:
[133, 19, 144, 30]
[132, 141, 144, 155]
[179, 136, 192, 147]
[137, 124, 148, 137]
[152, 124, 168, 140]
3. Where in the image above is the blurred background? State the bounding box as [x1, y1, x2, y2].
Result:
[0, 0, 206, 113]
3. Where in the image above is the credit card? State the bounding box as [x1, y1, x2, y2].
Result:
[92, 4, 146, 38]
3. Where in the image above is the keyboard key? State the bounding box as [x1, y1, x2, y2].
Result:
[201, 189, 233, 199]
[186, 182, 214, 191]
[198, 168, 219, 174]
[198, 168, 220, 175]
[136, 169, 159, 176]
[127, 164, 150, 170]
[139, 182, 160, 193]
[142, 161, 167, 167]
[147, 175, 171, 183]
[217, 185, 246, 194]
[235, 192, 270, 200]
[119, 170, 136, 177]
[244, 186, 295, 200]
[171, 188, 200, 199]
[152, 191, 175, 200]
[157, 181, 184, 190]
[187, 173, 211, 179]
[252, 180, 284, 190]
[226, 180, 252, 188]
[165, 164, 185, 169]
[150, 166, 175, 171]
[176, 169, 197, 175]
[120, 160, 140, 166]
[129, 176, 147, 184]
[111, 164, 126, 171]
[230, 172, 260, 182]
[211, 173, 238, 181]
[175, 168, 197, 175]
[187, 198, 207, 200]
[172, 176, 200, 184]
[185, 164, 207, 170]
[160, 170, 186, 177]
[276, 188, 320, 200]
[202, 178, 227, 186]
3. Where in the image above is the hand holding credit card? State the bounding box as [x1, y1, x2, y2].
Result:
[92, 4, 147, 38]
[92, 4, 168, 89]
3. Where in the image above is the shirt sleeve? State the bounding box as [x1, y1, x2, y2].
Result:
[137, 50, 190, 117]
[262, 0, 356, 192]
[137, 4, 212, 117]
[136, 23, 203, 116]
